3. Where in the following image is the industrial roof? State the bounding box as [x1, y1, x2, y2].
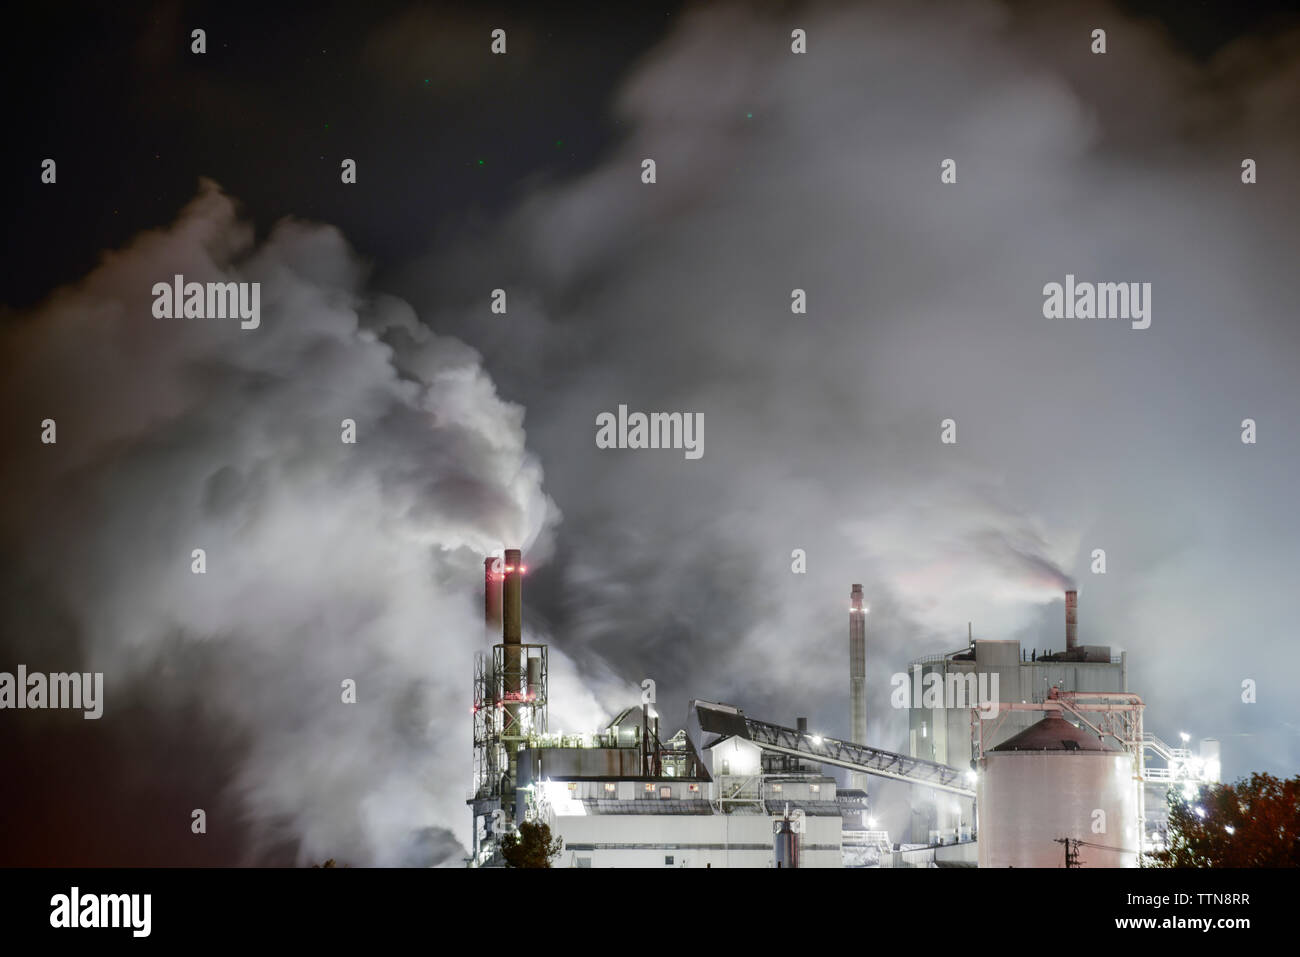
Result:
[580, 799, 714, 815]
[990, 710, 1117, 752]
[762, 800, 846, 817]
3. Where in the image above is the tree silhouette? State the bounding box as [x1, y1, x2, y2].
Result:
[500, 820, 564, 868]
[1148, 772, 1300, 867]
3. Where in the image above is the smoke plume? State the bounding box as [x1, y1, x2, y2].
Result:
[393, 0, 1300, 776]
[0, 180, 566, 864]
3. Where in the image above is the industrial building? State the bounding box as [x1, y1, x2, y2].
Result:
[467, 554, 1217, 868]
[978, 710, 1140, 867]
[907, 591, 1127, 772]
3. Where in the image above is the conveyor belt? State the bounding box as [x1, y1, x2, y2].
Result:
[693, 699, 975, 797]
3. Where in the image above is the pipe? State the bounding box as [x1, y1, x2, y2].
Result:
[849, 584, 867, 791]
[502, 548, 523, 810]
[1065, 589, 1078, 653]
[503, 547, 522, 702]
[483, 556, 503, 795]
[503, 548, 522, 647]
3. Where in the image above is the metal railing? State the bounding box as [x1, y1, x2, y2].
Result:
[908, 650, 966, 667]
[745, 718, 973, 796]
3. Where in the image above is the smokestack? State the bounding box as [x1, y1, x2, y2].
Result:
[796, 717, 808, 733]
[503, 547, 523, 703]
[1065, 589, 1078, 653]
[483, 556, 504, 797]
[849, 584, 867, 792]
[484, 556, 503, 644]
[501, 548, 524, 811]
[503, 548, 522, 646]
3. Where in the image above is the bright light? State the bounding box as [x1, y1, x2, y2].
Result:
[542, 779, 587, 817]
[1194, 806, 1206, 819]
[1225, 825, 1235, 835]
[867, 816, 877, 828]
[1180, 732, 1190, 743]
[966, 770, 978, 784]
[811, 735, 823, 746]
[864, 606, 869, 614]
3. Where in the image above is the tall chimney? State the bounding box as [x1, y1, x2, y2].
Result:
[483, 556, 504, 796]
[1065, 589, 1078, 653]
[849, 584, 867, 791]
[503, 548, 522, 646]
[503, 547, 523, 703]
[502, 548, 524, 809]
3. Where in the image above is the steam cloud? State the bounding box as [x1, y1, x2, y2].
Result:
[395, 0, 1300, 788]
[0, 181, 582, 864]
[5, 0, 1299, 864]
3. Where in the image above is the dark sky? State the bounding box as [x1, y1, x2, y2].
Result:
[3, 2, 679, 309]
[2, 1, 1299, 865]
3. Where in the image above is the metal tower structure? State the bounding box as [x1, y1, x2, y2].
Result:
[849, 584, 868, 792]
[471, 550, 547, 819]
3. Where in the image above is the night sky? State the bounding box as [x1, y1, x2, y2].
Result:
[3, 1, 1299, 865]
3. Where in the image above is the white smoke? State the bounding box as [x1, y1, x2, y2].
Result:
[394, 0, 1300, 777]
[0, 180, 572, 864]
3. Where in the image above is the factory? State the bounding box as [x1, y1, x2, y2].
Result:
[468, 553, 1217, 867]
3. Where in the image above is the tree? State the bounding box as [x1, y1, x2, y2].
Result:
[500, 820, 564, 868]
[1148, 772, 1300, 867]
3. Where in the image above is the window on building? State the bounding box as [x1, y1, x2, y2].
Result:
[688, 784, 699, 792]
[644, 783, 655, 793]
[659, 786, 672, 799]
[664, 855, 674, 866]
[567, 781, 578, 792]
[771, 783, 782, 792]
[810, 783, 820, 793]
[604, 782, 616, 793]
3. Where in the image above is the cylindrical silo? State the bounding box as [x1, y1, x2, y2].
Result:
[774, 817, 800, 869]
[977, 710, 1137, 868]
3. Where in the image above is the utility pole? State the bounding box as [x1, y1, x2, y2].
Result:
[1054, 837, 1081, 868]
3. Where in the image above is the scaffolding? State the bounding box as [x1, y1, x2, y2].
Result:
[472, 643, 548, 801]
